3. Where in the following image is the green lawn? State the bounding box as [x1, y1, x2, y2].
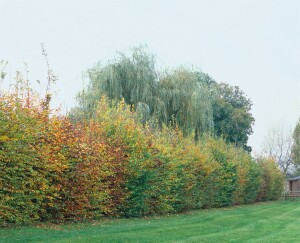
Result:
[1, 201, 300, 243]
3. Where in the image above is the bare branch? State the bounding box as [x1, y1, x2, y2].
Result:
[262, 124, 294, 174]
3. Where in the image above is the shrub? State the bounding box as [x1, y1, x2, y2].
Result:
[257, 157, 284, 201]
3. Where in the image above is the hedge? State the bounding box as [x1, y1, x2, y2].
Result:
[0, 96, 284, 225]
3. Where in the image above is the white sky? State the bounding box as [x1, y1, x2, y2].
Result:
[1, 0, 300, 153]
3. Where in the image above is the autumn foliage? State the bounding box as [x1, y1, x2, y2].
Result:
[0, 91, 284, 226]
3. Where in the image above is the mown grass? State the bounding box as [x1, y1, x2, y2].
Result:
[1, 201, 300, 243]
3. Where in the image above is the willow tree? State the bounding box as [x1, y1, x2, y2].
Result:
[155, 68, 214, 138]
[76, 47, 157, 119]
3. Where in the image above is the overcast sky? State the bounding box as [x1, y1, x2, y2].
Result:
[1, 0, 299, 153]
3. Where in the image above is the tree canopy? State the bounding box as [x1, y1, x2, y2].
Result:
[155, 68, 214, 137]
[73, 47, 254, 151]
[76, 47, 157, 119]
[212, 83, 254, 151]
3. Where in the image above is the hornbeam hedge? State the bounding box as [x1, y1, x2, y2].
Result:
[0, 95, 284, 226]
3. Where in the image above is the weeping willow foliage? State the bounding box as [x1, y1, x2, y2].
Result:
[155, 68, 214, 136]
[76, 47, 157, 119]
[74, 47, 214, 138]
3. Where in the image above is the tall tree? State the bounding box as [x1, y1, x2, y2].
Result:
[212, 83, 254, 152]
[76, 47, 157, 119]
[155, 68, 214, 137]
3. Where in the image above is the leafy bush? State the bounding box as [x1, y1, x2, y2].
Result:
[257, 157, 284, 201]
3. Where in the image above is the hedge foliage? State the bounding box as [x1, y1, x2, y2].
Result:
[0, 95, 284, 225]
